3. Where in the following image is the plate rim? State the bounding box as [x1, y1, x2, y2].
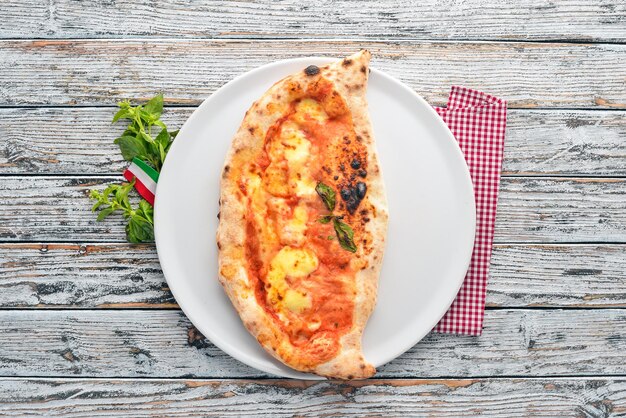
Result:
[154, 56, 476, 378]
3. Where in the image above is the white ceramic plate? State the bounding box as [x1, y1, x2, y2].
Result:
[155, 57, 476, 379]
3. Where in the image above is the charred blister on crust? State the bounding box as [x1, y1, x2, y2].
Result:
[356, 182, 367, 199]
[304, 65, 320, 76]
[339, 179, 368, 215]
[342, 59, 353, 67]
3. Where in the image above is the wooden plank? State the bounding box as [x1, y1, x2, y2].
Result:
[0, 40, 624, 108]
[2, 108, 626, 176]
[1, 243, 624, 309]
[1, 0, 625, 42]
[0, 176, 624, 243]
[487, 244, 626, 307]
[495, 177, 626, 242]
[0, 309, 624, 378]
[0, 378, 623, 417]
[503, 110, 626, 176]
[0, 243, 174, 308]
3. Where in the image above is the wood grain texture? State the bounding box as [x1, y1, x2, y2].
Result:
[3, 108, 626, 176]
[1, 176, 624, 243]
[1, 243, 625, 309]
[503, 110, 626, 176]
[0, 378, 623, 417]
[488, 244, 626, 308]
[0, 0, 625, 42]
[0, 107, 193, 175]
[0, 40, 625, 108]
[0, 309, 624, 378]
[0, 243, 174, 308]
[495, 177, 626, 243]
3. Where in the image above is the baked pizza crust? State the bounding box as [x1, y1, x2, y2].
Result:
[217, 50, 388, 379]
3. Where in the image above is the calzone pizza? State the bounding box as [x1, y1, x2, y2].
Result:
[217, 50, 388, 379]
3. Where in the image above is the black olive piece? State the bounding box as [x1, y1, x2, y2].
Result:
[346, 196, 359, 214]
[340, 188, 352, 201]
[350, 159, 361, 169]
[358, 169, 367, 178]
[333, 175, 339, 180]
[304, 65, 320, 76]
[356, 182, 367, 199]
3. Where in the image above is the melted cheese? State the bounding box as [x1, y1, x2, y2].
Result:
[263, 162, 290, 196]
[246, 173, 279, 249]
[280, 204, 308, 246]
[293, 98, 328, 123]
[280, 124, 309, 164]
[265, 120, 317, 198]
[266, 246, 318, 313]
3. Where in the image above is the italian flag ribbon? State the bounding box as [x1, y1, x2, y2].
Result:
[123, 157, 159, 206]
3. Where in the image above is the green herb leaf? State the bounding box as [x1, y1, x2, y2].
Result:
[143, 94, 163, 118]
[154, 120, 167, 130]
[112, 108, 131, 123]
[114, 135, 148, 161]
[96, 207, 115, 221]
[113, 182, 131, 207]
[139, 109, 156, 125]
[318, 215, 334, 224]
[155, 128, 170, 165]
[138, 200, 154, 224]
[155, 128, 169, 147]
[333, 218, 357, 253]
[139, 131, 154, 144]
[315, 182, 336, 211]
[126, 214, 154, 243]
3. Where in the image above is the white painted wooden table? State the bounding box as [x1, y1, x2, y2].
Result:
[1, 1, 625, 416]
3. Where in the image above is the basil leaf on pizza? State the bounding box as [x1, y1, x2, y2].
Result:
[333, 217, 357, 253]
[315, 182, 336, 211]
[216, 50, 388, 379]
[318, 215, 334, 224]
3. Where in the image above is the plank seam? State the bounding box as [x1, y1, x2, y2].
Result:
[0, 37, 625, 46]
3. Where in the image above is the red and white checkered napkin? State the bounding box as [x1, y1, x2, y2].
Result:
[432, 86, 507, 336]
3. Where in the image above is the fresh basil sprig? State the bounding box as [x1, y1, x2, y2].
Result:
[315, 182, 357, 253]
[112, 94, 177, 171]
[89, 95, 177, 243]
[89, 182, 154, 243]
